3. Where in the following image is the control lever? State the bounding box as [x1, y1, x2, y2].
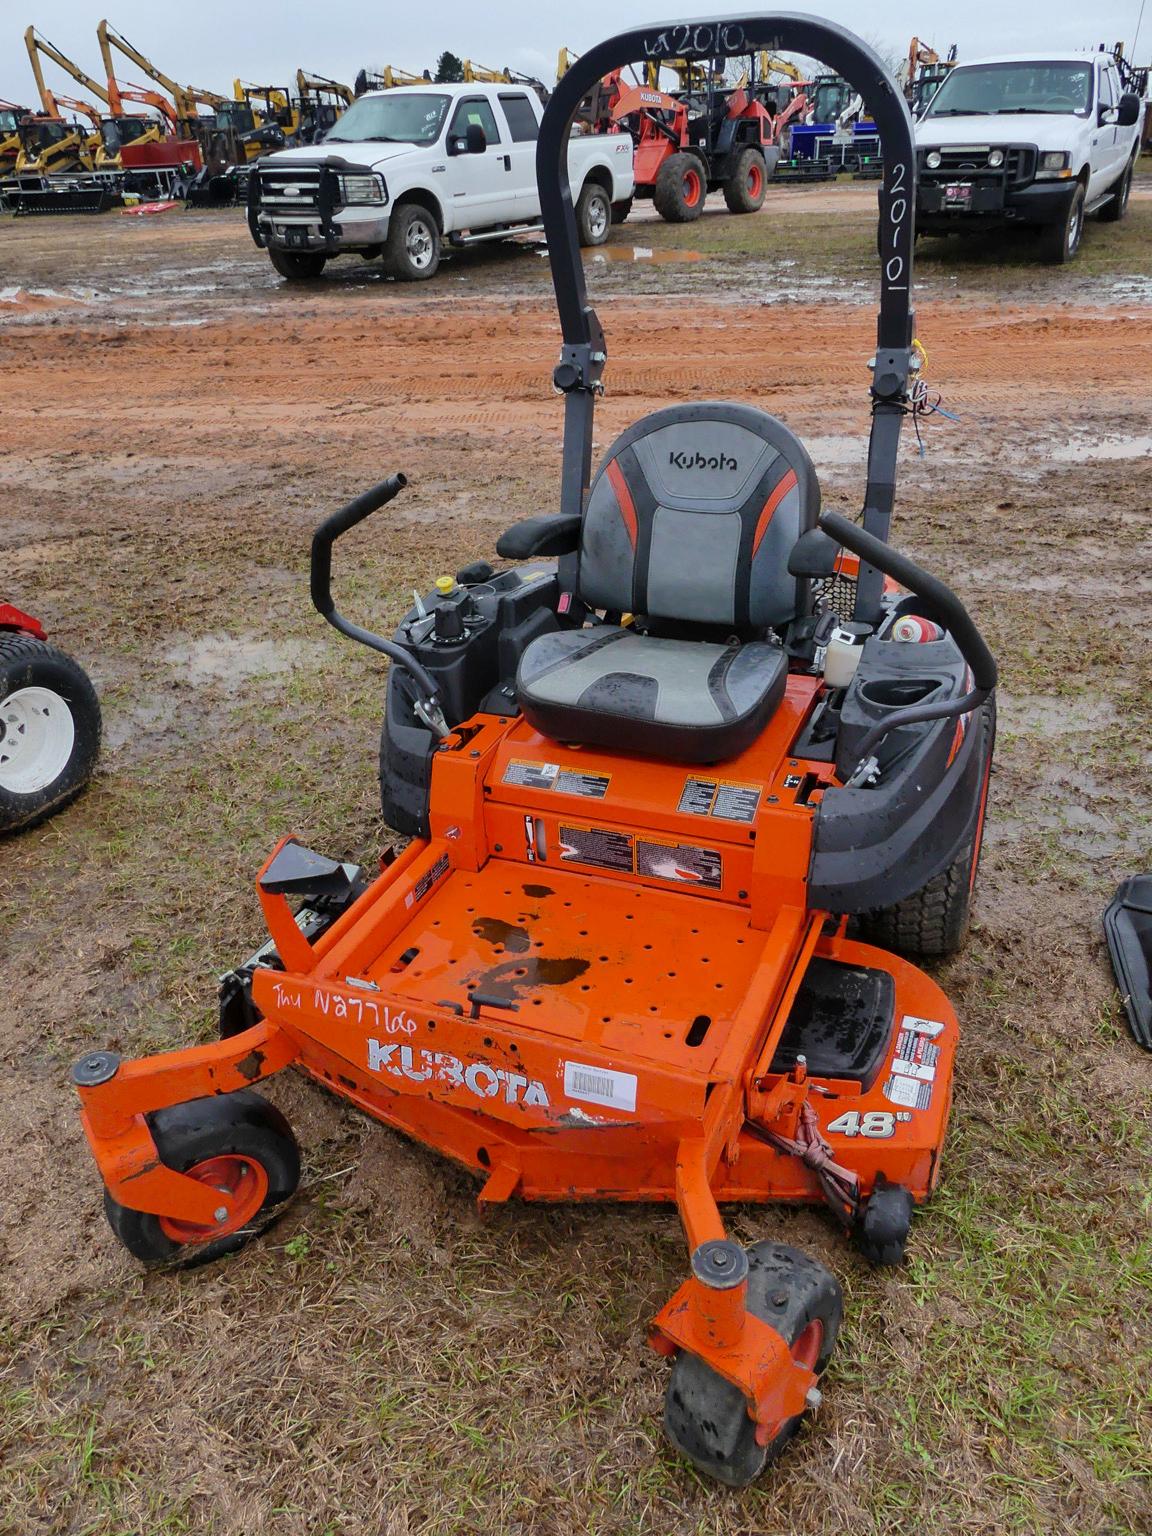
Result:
[818, 511, 997, 781]
[310, 474, 449, 737]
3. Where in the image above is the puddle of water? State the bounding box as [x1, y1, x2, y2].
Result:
[1050, 435, 1152, 462]
[165, 635, 313, 689]
[589, 246, 704, 264]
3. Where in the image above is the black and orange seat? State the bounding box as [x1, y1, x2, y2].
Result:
[516, 402, 820, 762]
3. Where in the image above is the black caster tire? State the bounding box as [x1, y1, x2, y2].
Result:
[0, 633, 101, 835]
[664, 1242, 842, 1487]
[103, 1090, 300, 1268]
[853, 1176, 915, 1266]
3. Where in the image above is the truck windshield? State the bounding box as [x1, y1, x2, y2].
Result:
[324, 92, 451, 144]
[923, 62, 1093, 118]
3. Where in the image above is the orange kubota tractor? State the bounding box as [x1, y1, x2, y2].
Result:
[72, 13, 997, 1485]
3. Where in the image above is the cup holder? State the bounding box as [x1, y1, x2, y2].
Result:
[859, 677, 942, 709]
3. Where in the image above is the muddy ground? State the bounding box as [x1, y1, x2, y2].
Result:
[1, 183, 1151, 1536]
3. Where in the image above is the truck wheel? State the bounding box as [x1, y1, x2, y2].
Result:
[611, 195, 633, 225]
[576, 181, 612, 246]
[653, 152, 706, 222]
[384, 204, 441, 281]
[267, 247, 326, 281]
[723, 147, 768, 213]
[0, 634, 101, 835]
[1098, 156, 1135, 223]
[102, 1090, 300, 1268]
[1039, 182, 1085, 264]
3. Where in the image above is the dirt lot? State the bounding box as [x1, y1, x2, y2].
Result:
[2, 181, 1151, 1536]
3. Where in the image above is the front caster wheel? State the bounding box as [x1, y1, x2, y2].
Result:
[103, 1090, 300, 1268]
[663, 1243, 842, 1486]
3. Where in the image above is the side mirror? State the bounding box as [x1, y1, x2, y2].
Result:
[1117, 92, 1141, 128]
[1099, 104, 1119, 127]
[465, 121, 487, 154]
[788, 526, 840, 578]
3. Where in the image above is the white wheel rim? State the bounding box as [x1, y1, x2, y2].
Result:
[588, 196, 608, 239]
[406, 219, 435, 269]
[1069, 202, 1083, 252]
[0, 686, 75, 795]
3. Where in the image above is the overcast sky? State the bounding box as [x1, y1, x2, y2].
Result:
[3, 1, 1147, 109]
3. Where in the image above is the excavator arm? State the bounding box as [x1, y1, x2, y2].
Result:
[25, 27, 111, 114]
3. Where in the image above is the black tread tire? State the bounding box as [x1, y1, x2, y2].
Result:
[664, 1243, 842, 1487]
[723, 146, 768, 214]
[267, 246, 327, 280]
[854, 701, 994, 958]
[653, 152, 706, 223]
[611, 195, 633, 225]
[383, 202, 441, 281]
[1098, 155, 1135, 223]
[0, 633, 101, 835]
[103, 1090, 300, 1268]
[854, 1177, 915, 1266]
[1039, 182, 1085, 264]
[575, 180, 612, 247]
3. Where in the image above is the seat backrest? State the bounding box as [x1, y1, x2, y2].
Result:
[577, 403, 820, 631]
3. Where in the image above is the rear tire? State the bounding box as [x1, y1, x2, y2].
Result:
[576, 181, 612, 246]
[1039, 182, 1085, 264]
[611, 195, 633, 225]
[0, 634, 101, 834]
[384, 203, 441, 281]
[664, 1243, 841, 1487]
[1098, 155, 1134, 223]
[103, 1090, 300, 1268]
[267, 246, 326, 280]
[653, 152, 706, 222]
[723, 147, 768, 213]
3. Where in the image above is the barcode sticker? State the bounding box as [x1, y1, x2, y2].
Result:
[563, 1060, 637, 1113]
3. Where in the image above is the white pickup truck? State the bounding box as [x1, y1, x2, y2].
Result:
[914, 52, 1143, 262]
[248, 82, 635, 281]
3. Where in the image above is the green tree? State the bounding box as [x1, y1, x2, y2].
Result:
[435, 51, 465, 83]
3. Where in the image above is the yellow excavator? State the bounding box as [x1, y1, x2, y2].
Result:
[353, 65, 432, 96]
[295, 70, 352, 142]
[233, 81, 299, 149]
[461, 59, 548, 97]
[1, 101, 32, 177]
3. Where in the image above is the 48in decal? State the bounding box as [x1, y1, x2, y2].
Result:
[826, 1110, 911, 1139]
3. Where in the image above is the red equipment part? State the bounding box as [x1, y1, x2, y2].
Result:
[0, 603, 46, 637]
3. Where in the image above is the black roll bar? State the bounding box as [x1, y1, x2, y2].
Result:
[536, 15, 919, 622]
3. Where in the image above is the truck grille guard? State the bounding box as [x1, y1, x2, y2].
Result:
[247, 154, 384, 247]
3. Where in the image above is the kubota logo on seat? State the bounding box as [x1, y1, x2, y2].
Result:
[668, 449, 738, 471]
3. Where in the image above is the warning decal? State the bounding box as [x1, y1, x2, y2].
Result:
[678, 776, 761, 823]
[637, 838, 722, 889]
[504, 759, 611, 799]
[559, 824, 634, 873]
[405, 851, 450, 909]
[883, 1073, 933, 1111]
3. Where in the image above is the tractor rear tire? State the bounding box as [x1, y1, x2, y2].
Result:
[0, 633, 101, 835]
[854, 702, 994, 958]
[653, 152, 706, 222]
[103, 1090, 300, 1268]
[664, 1243, 841, 1486]
[268, 246, 327, 281]
[723, 147, 768, 213]
[575, 180, 612, 246]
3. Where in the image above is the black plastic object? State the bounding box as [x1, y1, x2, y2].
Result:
[819, 510, 996, 760]
[1103, 877, 1152, 1050]
[664, 1242, 842, 1487]
[788, 527, 841, 578]
[496, 513, 582, 560]
[259, 839, 361, 900]
[769, 958, 894, 1090]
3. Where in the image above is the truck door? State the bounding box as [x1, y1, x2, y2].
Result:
[497, 91, 542, 220]
[442, 95, 517, 226]
[1089, 62, 1116, 198]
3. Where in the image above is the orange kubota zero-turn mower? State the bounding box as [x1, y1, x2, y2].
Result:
[73, 14, 996, 1484]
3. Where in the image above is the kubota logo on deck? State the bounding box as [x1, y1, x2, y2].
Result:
[368, 1038, 551, 1107]
[669, 449, 738, 472]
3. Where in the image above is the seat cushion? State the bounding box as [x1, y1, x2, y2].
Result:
[516, 628, 788, 763]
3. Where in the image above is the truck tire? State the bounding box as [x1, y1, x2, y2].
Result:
[1039, 182, 1085, 264]
[267, 247, 327, 281]
[384, 204, 441, 281]
[653, 152, 706, 222]
[723, 147, 769, 213]
[575, 181, 612, 246]
[1098, 155, 1135, 222]
[0, 633, 101, 834]
[611, 195, 633, 225]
